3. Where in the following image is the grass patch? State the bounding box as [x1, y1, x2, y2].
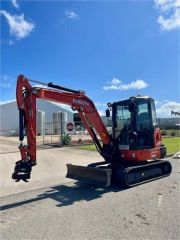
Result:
[162, 137, 180, 154]
[77, 144, 96, 151]
[77, 137, 180, 155]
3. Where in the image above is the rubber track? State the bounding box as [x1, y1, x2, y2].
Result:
[117, 160, 172, 187]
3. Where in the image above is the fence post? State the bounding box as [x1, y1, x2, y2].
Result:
[60, 112, 63, 147]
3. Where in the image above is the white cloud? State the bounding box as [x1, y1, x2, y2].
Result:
[156, 100, 180, 117]
[11, 0, 19, 9]
[155, 100, 159, 106]
[155, 0, 180, 11]
[103, 78, 148, 91]
[111, 78, 121, 85]
[155, 0, 180, 30]
[65, 10, 79, 20]
[0, 10, 35, 39]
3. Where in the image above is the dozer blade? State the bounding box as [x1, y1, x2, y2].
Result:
[66, 164, 112, 187]
[114, 160, 172, 187]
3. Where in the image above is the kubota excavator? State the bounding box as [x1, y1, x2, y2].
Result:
[12, 75, 172, 187]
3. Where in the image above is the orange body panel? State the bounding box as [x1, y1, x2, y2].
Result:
[120, 148, 161, 161]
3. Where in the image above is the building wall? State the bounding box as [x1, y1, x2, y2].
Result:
[0, 101, 19, 136]
[36, 99, 73, 123]
[0, 100, 74, 136]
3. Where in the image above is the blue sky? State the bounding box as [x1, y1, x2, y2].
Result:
[0, 0, 180, 117]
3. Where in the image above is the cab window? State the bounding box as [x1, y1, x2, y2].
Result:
[137, 102, 151, 130]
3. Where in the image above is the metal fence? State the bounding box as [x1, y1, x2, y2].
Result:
[38, 120, 94, 146]
[157, 118, 180, 137]
[1, 118, 179, 147]
[39, 120, 180, 147]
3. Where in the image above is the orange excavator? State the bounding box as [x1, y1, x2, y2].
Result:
[12, 75, 172, 187]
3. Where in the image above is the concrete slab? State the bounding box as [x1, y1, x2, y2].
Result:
[173, 151, 180, 159]
[0, 136, 102, 197]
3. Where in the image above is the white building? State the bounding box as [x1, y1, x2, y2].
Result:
[0, 99, 74, 136]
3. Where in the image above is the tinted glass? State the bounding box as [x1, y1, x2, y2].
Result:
[151, 101, 157, 126]
[115, 104, 131, 138]
[137, 101, 151, 130]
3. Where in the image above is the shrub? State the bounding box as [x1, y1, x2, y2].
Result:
[171, 131, 175, 137]
[161, 130, 167, 136]
[62, 133, 72, 145]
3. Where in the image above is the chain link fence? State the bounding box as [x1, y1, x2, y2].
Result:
[157, 118, 180, 137]
[38, 120, 94, 147]
[36, 117, 180, 146]
[1, 117, 179, 147]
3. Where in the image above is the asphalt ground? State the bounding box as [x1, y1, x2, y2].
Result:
[0, 136, 180, 240]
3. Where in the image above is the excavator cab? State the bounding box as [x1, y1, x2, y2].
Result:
[112, 96, 157, 150]
[109, 96, 167, 161]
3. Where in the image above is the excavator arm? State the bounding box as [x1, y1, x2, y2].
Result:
[12, 75, 111, 182]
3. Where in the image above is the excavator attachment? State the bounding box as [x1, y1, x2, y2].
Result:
[66, 164, 112, 187]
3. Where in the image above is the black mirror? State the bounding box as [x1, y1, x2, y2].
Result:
[106, 109, 110, 117]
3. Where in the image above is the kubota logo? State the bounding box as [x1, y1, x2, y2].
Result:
[73, 98, 89, 106]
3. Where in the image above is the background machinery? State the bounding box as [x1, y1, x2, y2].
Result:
[12, 75, 172, 187]
[171, 110, 180, 116]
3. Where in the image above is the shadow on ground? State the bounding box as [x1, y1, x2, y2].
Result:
[1, 182, 125, 211]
